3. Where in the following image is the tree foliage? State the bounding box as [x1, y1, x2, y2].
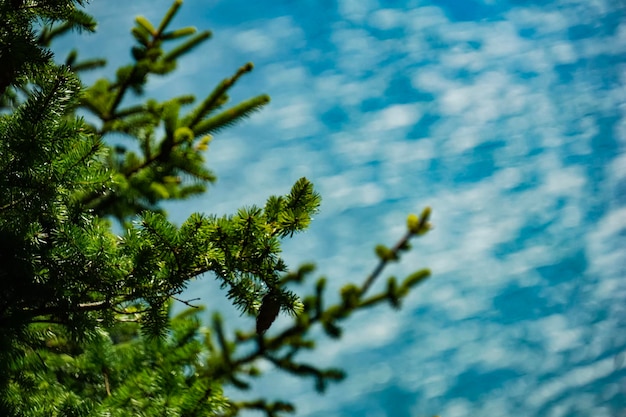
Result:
[0, 1, 433, 416]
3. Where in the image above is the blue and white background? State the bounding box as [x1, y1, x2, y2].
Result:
[58, 0, 626, 415]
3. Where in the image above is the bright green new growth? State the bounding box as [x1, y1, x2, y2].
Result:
[0, 1, 433, 416]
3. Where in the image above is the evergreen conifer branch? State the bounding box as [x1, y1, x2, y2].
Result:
[0, 1, 436, 415]
[182, 62, 255, 128]
[71, 14, 270, 221]
[196, 211, 432, 415]
[192, 94, 270, 136]
[362, 206, 432, 295]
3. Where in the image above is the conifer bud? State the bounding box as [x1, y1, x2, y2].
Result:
[174, 127, 194, 143]
[421, 206, 432, 221]
[195, 135, 212, 151]
[407, 213, 420, 234]
[375, 244, 397, 261]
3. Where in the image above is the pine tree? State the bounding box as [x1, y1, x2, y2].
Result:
[0, 1, 433, 416]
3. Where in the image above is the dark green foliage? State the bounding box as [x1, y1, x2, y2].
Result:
[4, 305, 229, 417]
[0, 1, 433, 416]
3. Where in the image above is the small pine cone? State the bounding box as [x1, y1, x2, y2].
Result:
[256, 293, 281, 335]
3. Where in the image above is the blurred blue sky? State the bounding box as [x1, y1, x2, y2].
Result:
[55, 0, 626, 416]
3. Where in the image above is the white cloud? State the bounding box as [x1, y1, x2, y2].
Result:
[481, 21, 528, 58]
[368, 8, 405, 30]
[542, 165, 586, 196]
[534, 314, 584, 352]
[330, 26, 401, 76]
[232, 28, 276, 56]
[608, 152, 626, 181]
[367, 104, 422, 131]
[319, 175, 386, 211]
[551, 41, 578, 64]
[406, 6, 449, 31]
[383, 138, 435, 165]
[274, 99, 316, 131]
[441, 398, 473, 417]
[231, 16, 305, 57]
[527, 356, 616, 408]
[439, 85, 474, 116]
[507, 8, 572, 35]
[586, 206, 626, 277]
[338, 0, 378, 23]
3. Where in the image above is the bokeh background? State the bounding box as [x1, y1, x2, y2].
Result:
[55, 1, 626, 416]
